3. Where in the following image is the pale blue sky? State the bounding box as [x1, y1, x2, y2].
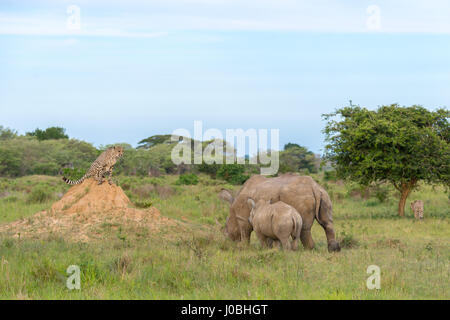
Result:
[1, 0, 449, 153]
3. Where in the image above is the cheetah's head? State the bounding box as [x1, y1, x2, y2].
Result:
[113, 145, 124, 158]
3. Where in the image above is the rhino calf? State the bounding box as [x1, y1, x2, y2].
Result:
[410, 200, 424, 219]
[247, 198, 302, 251]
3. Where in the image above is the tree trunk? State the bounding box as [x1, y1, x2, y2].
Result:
[397, 181, 415, 217]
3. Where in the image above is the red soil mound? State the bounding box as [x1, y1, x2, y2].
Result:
[51, 178, 132, 213]
[0, 179, 176, 242]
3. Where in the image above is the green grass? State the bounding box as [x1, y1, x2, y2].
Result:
[0, 174, 448, 299]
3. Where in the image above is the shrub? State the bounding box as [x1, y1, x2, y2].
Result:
[339, 231, 359, 249]
[2, 195, 18, 203]
[132, 184, 156, 198]
[26, 186, 53, 203]
[324, 170, 337, 181]
[109, 253, 133, 275]
[176, 174, 199, 185]
[30, 258, 62, 283]
[155, 185, 175, 198]
[346, 185, 370, 199]
[365, 200, 379, 207]
[374, 185, 391, 203]
[217, 164, 249, 185]
[33, 162, 60, 175]
[197, 162, 220, 178]
[1, 238, 15, 248]
[134, 200, 153, 208]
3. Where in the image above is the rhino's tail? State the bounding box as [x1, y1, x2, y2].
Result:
[291, 214, 302, 240]
[313, 186, 322, 224]
[313, 185, 333, 228]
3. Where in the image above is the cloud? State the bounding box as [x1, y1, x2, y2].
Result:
[0, 13, 168, 38]
[0, 0, 449, 36]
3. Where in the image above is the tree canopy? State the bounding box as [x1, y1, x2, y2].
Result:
[26, 127, 69, 141]
[0, 126, 17, 140]
[0, 135, 98, 177]
[1, 125, 321, 185]
[137, 134, 172, 149]
[284, 143, 302, 150]
[323, 104, 449, 216]
[279, 143, 319, 174]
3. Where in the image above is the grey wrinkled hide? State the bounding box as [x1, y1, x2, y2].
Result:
[218, 189, 234, 204]
[218, 174, 341, 252]
[248, 199, 302, 251]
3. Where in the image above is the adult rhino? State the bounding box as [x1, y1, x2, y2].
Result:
[218, 173, 340, 252]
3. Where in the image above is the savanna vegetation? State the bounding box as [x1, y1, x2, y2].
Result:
[323, 104, 449, 216]
[0, 173, 448, 299]
[0, 126, 319, 182]
[0, 104, 448, 300]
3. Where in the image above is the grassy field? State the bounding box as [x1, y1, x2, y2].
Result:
[0, 174, 448, 299]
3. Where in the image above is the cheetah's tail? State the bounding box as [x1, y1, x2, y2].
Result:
[62, 173, 89, 185]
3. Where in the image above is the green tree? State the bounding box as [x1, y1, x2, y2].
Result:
[116, 143, 177, 176]
[137, 134, 172, 149]
[284, 143, 302, 150]
[198, 162, 221, 178]
[0, 126, 17, 140]
[0, 147, 21, 176]
[0, 134, 98, 177]
[323, 104, 449, 216]
[279, 144, 318, 173]
[27, 127, 69, 141]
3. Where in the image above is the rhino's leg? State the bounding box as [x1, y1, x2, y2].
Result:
[300, 228, 315, 250]
[313, 194, 340, 252]
[323, 222, 340, 252]
[266, 238, 274, 248]
[240, 223, 252, 244]
[270, 240, 281, 249]
[255, 232, 269, 248]
[279, 237, 292, 251]
[316, 213, 340, 252]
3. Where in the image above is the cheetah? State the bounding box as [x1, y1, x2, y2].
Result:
[410, 200, 424, 220]
[63, 145, 124, 185]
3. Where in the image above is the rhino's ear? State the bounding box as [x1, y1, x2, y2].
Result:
[247, 198, 256, 210]
[218, 189, 234, 204]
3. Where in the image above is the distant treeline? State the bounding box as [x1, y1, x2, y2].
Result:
[0, 126, 321, 183]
